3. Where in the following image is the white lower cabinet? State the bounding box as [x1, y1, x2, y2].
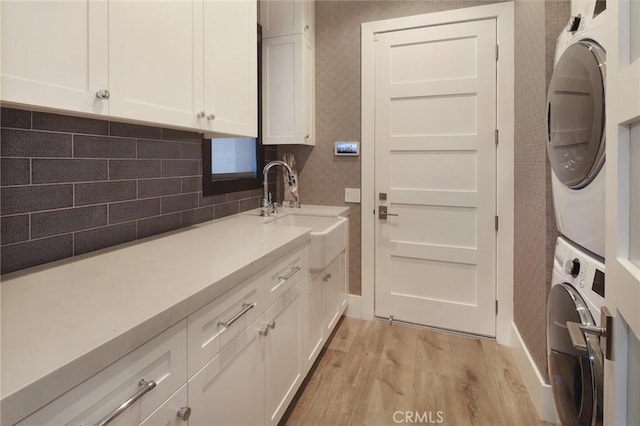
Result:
[188, 319, 265, 426]
[14, 243, 346, 426]
[264, 285, 302, 425]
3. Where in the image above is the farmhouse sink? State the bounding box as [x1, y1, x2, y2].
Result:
[272, 214, 348, 272]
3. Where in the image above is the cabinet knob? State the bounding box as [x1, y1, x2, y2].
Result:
[207, 113, 216, 120]
[197, 111, 206, 118]
[304, 134, 309, 140]
[305, 25, 310, 31]
[177, 406, 191, 421]
[259, 326, 269, 336]
[267, 320, 276, 329]
[95, 89, 110, 100]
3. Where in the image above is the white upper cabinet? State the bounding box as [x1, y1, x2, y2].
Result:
[108, 1, 201, 130]
[262, 34, 315, 145]
[1, 0, 257, 136]
[260, 0, 314, 42]
[202, 0, 258, 137]
[1, 1, 109, 115]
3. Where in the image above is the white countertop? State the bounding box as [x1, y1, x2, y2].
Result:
[0, 206, 352, 425]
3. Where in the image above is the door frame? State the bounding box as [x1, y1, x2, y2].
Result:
[360, 2, 515, 344]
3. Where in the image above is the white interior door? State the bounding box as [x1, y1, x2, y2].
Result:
[374, 19, 497, 337]
[603, 2, 640, 424]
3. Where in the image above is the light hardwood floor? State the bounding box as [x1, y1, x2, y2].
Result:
[283, 317, 549, 426]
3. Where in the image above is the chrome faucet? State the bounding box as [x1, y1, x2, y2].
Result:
[261, 160, 296, 217]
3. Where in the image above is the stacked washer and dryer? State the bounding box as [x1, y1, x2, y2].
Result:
[545, 1, 609, 425]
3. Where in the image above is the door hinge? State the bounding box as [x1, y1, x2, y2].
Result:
[495, 215, 499, 231]
[495, 300, 499, 314]
[495, 44, 499, 61]
[495, 129, 499, 145]
[373, 209, 376, 215]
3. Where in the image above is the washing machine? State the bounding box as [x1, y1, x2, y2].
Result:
[547, 236, 606, 426]
[547, 0, 608, 258]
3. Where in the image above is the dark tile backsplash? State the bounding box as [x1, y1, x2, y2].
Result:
[0, 107, 270, 274]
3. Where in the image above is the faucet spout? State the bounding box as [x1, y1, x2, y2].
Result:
[261, 160, 296, 216]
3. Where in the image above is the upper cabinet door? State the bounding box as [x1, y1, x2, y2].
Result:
[1, 0, 109, 115]
[202, 0, 257, 138]
[108, 1, 202, 130]
[260, 0, 314, 42]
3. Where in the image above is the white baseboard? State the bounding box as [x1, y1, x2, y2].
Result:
[510, 322, 559, 424]
[345, 294, 362, 318]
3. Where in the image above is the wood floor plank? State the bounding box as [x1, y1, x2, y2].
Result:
[284, 318, 548, 426]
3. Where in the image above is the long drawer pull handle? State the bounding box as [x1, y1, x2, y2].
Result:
[95, 379, 156, 426]
[278, 266, 301, 281]
[217, 302, 255, 328]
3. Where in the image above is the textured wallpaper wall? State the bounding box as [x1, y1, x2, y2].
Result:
[278, 0, 501, 295]
[513, 0, 568, 382]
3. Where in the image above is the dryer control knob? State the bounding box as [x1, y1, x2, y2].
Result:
[565, 258, 581, 278]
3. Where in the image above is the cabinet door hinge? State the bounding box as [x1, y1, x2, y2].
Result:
[495, 129, 499, 145]
[495, 216, 499, 231]
[495, 44, 499, 61]
[495, 300, 499, 314]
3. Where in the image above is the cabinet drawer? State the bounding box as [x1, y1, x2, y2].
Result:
[187, 272, 264, 377]
[17, 321, 187, 426]
[264, 245, 309, 308]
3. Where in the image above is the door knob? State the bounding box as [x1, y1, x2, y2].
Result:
[378, 205, 399, 220]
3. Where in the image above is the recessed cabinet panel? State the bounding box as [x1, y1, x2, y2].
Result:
[108, 1, 200, 129]
[1, 0, 108, 115]
[301, 277, 324, 373]
[188, 320, 265, 426]
[264, 286, 302, 425]
[203, 0, 257, 137]
[262, 35, 315, 145]
[322, 256, 341, 334]
[260, 0, 314, 42]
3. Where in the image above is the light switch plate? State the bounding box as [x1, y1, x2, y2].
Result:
[345, 188, 361, 203]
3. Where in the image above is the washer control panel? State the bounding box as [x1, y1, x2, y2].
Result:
[554, 237, 605, 304]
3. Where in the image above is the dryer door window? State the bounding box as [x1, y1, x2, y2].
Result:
[547, 40, 606, 189]
[547, 283, 604, 426]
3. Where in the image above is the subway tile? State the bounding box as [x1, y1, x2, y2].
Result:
[181, 177, 202, 193]
[1, 107, 31, 129]
[138, 213, 181, 239]
[161, 193, 199, 214]
[1, 184, 73, 215]
[75, 180, 137, 206]
[138, 178, 182, 198]
[1, 129, 72, 157]
[74, 222, 137, 256]
[109, 121, 161, 139]
[32, 159, 107, 184]
[214, 201, 239, 219]
[1, 158, 30, 186]
[74, 135, 136, 158]
[180, 143, 202, 160]
[109, 160, 161, 180]
[1, 215, 29, 245]
[238, 197, 260, 212]
[1, 234, 73, 274]
[181, 206, 214, 227]
[137, 139, 181, 159]
[200, 193, 227, 207]
[161, 128, 202, 143]
[161, 160, 200, 177]
[228, 190, 253, 201]
[31, 205, 107, 239]
[32, 111, 108, 135]
[251, 188, 263, 197]
[109, 198, 160, 224]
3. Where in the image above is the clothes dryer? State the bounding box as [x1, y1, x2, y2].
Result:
[547, 236, 605, 426]
[547, 1, 608, 257]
